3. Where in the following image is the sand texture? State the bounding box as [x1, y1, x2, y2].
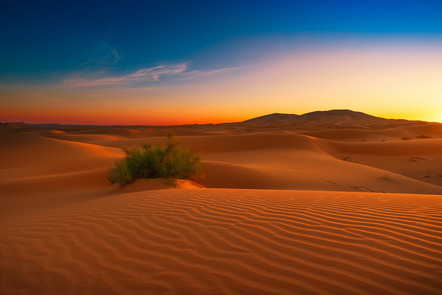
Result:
[1, 117, 442, 294]
[1, 190, 442, 294]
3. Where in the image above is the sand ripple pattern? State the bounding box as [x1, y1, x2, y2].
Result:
[1, 189, 442, 294]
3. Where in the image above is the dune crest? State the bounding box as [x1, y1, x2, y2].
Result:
[113, 178, 204, 194]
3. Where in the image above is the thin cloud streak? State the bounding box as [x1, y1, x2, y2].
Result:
[59, 63, 241, 88]
[178, 66, 241, 80]
[61, 63, 188, 88]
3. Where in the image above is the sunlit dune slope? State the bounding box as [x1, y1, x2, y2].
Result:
[0, 127, 123, 220]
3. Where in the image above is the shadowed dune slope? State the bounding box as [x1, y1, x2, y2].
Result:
[1, 189, 441, 295]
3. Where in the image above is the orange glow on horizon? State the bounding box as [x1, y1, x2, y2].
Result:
[1, 41, 441, 125]
[3, 107, 442, 125]
[0, 107, 246, 125]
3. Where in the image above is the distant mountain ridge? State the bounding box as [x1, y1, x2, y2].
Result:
[243, 113, 300, 124]
[3, 109, 429, 128]
[243, 109, 409, 127]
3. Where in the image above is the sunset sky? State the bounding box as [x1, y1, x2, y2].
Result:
[1, 0, 441, 125]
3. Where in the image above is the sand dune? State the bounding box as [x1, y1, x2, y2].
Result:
[41, 130, 440, 193]
[1, 117, 442, 294]
[1, 189, 441, 294]
[317, 137, 442, 156]
[316, 138, 442, 187]
[2, 124, 441, 197]
[0, 128, 121, 169]
[302, 127, 410, 141]
[0, 128, 122, 222]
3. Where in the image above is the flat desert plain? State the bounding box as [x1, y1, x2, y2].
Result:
[1, 115, 442, 294]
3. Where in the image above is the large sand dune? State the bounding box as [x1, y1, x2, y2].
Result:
[1, 114, 442, 294]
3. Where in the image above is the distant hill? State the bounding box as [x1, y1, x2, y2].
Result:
[242, 109, 411, 128]
[298, 109, 389, 124]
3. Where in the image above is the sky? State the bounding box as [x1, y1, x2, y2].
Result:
[1, 0, 442, 125]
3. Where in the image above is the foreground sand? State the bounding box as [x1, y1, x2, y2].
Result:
[1, 189, 441, 294]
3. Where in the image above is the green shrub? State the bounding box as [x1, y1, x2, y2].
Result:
[107, 133, 203, 185]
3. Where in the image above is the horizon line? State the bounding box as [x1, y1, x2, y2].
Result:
[2, 109, 435, 127]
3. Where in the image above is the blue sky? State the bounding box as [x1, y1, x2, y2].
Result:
[1, 0, 442, 124]
[2, 0, 441, 79]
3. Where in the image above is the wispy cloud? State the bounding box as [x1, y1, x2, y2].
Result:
[177, 66, 241, 81]
[59, 63, 241, 89]
[61, 63, 188, 88]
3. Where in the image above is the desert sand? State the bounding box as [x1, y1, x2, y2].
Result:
[1, 112, 442, 294]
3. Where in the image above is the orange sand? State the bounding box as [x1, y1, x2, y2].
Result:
[1, 119, 442, 294]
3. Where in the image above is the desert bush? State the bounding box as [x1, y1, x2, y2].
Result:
[107, 133, 203, 185]
[401, 136, 412, 140]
